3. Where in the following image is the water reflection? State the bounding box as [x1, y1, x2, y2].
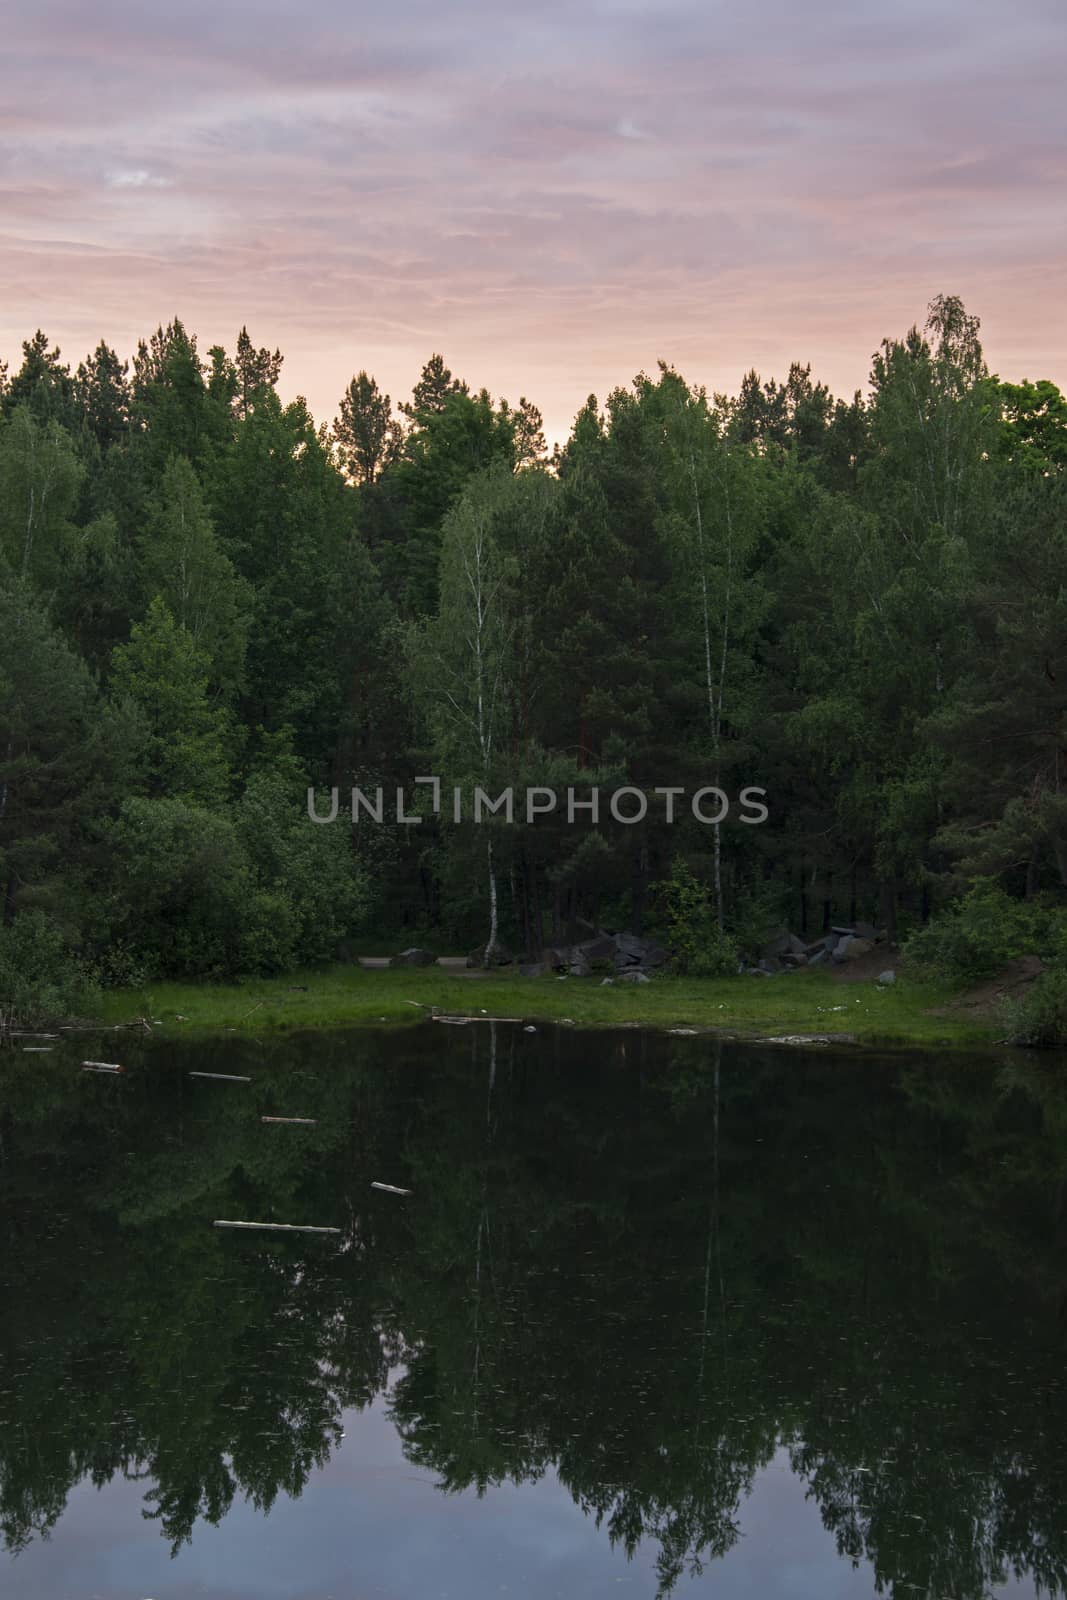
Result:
[0, 1024, 1065, 1597]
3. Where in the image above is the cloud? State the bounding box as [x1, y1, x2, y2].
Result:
[105, 168, 172, 188]
[0, 0, 1064, 444]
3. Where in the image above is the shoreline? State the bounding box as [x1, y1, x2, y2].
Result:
[81, 964, 1007, 1050]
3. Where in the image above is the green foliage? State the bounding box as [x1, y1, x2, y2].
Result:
[103, 797, 255, 978]
[237, 758, 370, 967]
[662, 860, 738, 976]
[902, 880, 1059, 984]
[1, 295, 1063, 1002]
[0, 910, 98, 1023]
[728, 877, 795, 961]
[0, 405, 83, 589]
[1004, 965, 1067, 1048]
[110, 596, 233, 805]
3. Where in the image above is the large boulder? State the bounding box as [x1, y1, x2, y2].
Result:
[390, 947, 436, 967]
[617, 969, 651, 984]
[761, 928, 807, 961]
[613, 932, 669, 971]
[833, 936, 874, 963]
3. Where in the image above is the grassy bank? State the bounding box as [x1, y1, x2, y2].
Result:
[93, 964, 1003, 1047]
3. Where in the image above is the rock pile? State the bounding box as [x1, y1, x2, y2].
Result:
[742, 923, 888, 976]
[521, 928, 669, 979]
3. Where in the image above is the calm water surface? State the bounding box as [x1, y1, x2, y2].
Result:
[1, 1023, 1065, 1599]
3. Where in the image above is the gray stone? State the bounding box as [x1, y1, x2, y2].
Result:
[617, 969, 651, 984]
[878, 969, 896, 985]
[807, 948, 830, 966]
[519, 962, 547, 978]
[836, 936, 874, 963]
[613, 932, 669, 970]
[600, 977, 615, 986]
[390, 947, 436, 967]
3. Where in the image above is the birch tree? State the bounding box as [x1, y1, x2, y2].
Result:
[407, 463, 517, 962]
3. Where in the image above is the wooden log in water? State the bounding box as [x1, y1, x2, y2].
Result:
[370, 1181, 413, 1196]
[431, 1014, 524, 1024]
[260, 1116, 317, 1126]
[213, 1220, 340, 1235]
[22, 1047, 53, 1052]
[189, 1071, 251, 1082]
[82, 1061, 123, 1072]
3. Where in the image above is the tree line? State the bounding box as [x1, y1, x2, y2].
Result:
[0, 294, 1065, 995]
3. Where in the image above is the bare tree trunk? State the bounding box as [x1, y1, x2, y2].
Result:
[483, 834, 499, 967]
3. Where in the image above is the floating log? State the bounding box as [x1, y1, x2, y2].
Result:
[431, 1014, 524, 1025]
[213, 1220, 340, 1235]
[260, 1116, 318, 1126]
[82, 1061, 123, 1072]
[189, 1071, 251, 1082]
[22, 1046, 53, 1052]
[11, 1032, 58, 1039]
[370, 1181, 412, 1196]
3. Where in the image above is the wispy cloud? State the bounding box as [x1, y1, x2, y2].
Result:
[105, 169, 172, 189]
[1, 0, 1064, 442]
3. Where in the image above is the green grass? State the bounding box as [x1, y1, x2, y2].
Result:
[94, 963, 1002, 1048]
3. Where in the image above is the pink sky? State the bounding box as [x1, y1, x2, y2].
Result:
[2, 0, 1064, 445]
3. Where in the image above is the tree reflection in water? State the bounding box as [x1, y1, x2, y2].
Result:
[0, 1025, 1065, 1597]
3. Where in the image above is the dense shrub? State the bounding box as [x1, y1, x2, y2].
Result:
[237, 766, 370, 966]
[902, 880, 1061, 984]
[1004, 966, 1067, 1048]
[663, 860, 738, 977]
[0, 911, 99, 1024]
[103, 796, 256, 979]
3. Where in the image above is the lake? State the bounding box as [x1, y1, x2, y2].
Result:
[1, 1022, 1065, 1599]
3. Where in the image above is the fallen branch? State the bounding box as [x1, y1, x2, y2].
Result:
[261, 1116, 317, 1126]
[213, 1220, 340, 1235]
[432, 1014, 525, 1025]
[189, 1071, 251, 1083]
[370, 1181, 412, 1196]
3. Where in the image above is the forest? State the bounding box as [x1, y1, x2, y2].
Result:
[1, 294, 1065, 1017]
